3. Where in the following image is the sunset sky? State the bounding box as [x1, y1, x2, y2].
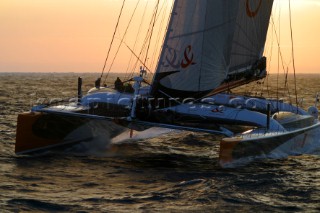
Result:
[1, 0, 320, 73]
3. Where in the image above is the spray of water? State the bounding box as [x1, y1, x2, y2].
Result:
[66, 125, 176, 157]
[112, 127, 176, 143]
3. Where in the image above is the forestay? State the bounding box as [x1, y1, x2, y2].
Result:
[151, 0, 274, 100]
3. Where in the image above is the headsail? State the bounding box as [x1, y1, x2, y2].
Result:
[151, 0, 274, 100]
[229, 0, 274, 76]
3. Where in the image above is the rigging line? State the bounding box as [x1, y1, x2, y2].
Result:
[127, 1, 164, 80]
[270, 15, 292, 103]
[124, 42, 151, 73]
[127, 26, 153, 79]
[258, 78, 266, 97]
[141, 0, 173, 77]
[133, 0, 164, 74]
[289, 0, 299, 110]
[154, 0, 175, 67]
[270, 17, 286, 75]
[143, 0, 160, 66]
[103, 0, 141, 85]
[266, 14, 276, 97]
[283, 2, 290, 99]
[277, 3, 280, 110]
[128, 1, 161, 79]
[128, 38, 150, 79]
[149, 0, 169, 71]
[127, 3, 158, 79]
[149, 0, 176, 91]
[124, 1, 149, 80]
[100, 0, 126, 79]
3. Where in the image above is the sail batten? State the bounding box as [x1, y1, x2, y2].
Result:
[230, 0, 274, 72]
[151, 0, 274, 100]
[168, 18, 237, 40]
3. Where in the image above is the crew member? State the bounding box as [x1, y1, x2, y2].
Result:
[114, 77, 123, 91]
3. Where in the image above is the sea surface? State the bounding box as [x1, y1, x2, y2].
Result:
[0, 72, 320, 212]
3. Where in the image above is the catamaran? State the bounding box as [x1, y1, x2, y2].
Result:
[15, 0, 320, 167]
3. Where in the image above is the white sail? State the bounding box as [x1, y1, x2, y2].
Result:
[151, 0, 274, 99]
[229, 0, 274, 73]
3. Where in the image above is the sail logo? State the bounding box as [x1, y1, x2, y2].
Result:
[246, 0, 262, 18]
[164, 45, 196, 69]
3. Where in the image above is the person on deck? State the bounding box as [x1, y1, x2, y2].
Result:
[123, 82, 134, 93]
[114, 77, 124, 92]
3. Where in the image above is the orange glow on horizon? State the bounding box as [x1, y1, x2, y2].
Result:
[266, 0, 320, 74]
[0, 0, 319, 73]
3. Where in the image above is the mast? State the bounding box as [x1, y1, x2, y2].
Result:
[151, 0, 274, 100]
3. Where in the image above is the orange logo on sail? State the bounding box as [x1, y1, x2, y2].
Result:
[246, 0, 262, 18]
[165, 45, 196, 69]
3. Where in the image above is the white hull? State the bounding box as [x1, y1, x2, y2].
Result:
[220, 121, 320, 167]
[16, 87, 320, 167]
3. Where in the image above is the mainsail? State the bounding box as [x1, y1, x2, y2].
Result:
[151, 0, 274, 100]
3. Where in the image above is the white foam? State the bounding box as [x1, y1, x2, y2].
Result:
[111, 127, 176, 144]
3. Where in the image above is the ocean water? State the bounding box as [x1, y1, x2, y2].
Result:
[0, 73, 320, 212]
